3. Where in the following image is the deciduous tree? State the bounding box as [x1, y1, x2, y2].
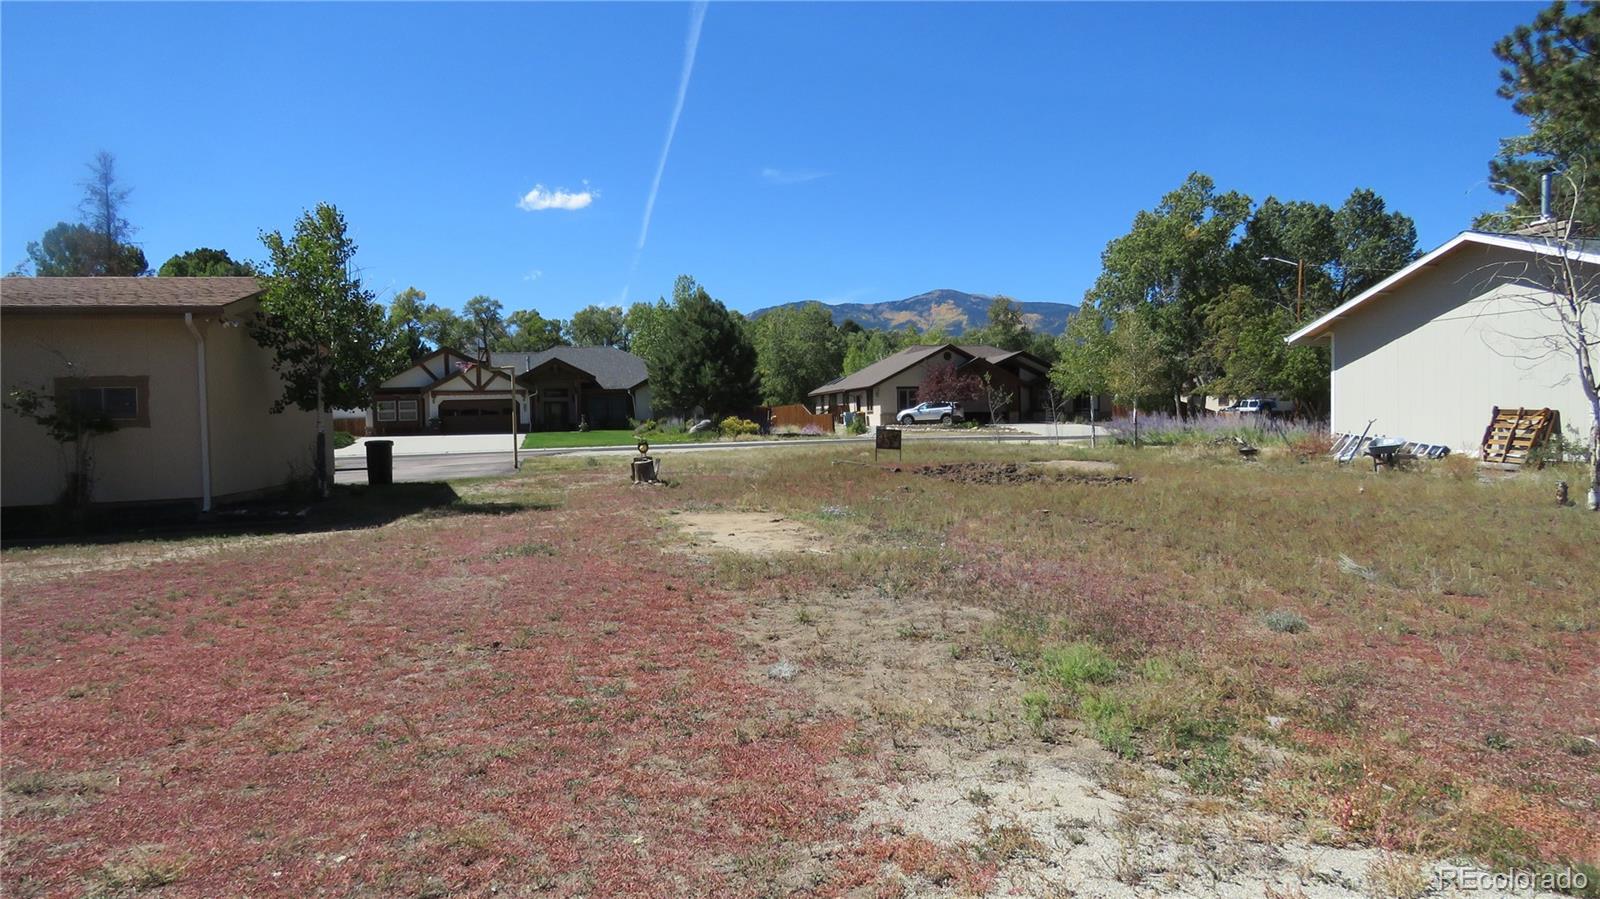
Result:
[566, 304, 629, 348]
[916, 362, 981, 405]
[1050, 305, 1114, 419]
[751, 302, 843, 404]
[842, 328, 902, 376]
[252, 203, 391, 495]
[158, 248, 256, 277]
[501, 308, 567, 352]
[1106, 311, 1171, 446]
[462, 295, 506, 359]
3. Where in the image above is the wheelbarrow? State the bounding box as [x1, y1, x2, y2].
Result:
[1364, 436, 1408, 471]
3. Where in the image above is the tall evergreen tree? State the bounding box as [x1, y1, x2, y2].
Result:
[1477, 1, 1599, 234]
[640, 276, 758, 416]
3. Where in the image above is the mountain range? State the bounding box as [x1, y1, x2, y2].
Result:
[751, 289, 1078, 336]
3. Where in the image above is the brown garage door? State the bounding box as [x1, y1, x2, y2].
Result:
[438, 399, 514, 434]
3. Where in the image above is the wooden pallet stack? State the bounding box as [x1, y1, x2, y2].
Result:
[1479, 406, 1559, 469]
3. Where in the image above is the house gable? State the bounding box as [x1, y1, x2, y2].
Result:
[377, 347, 478, 390]
[430, 364, 516, 393]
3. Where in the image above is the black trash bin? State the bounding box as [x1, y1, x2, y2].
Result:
[366, 440, 394, 486]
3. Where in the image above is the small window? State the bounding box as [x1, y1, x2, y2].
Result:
[377, 400, 397, 422]
[55, 376, 149, 427]
[398, 400, 419, 421]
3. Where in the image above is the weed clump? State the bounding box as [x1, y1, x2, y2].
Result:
[1039, 641, 1117, 692]
[1263, 608, 1310, 634]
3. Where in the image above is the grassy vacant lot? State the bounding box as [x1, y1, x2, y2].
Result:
[2, 442, 1596, 896]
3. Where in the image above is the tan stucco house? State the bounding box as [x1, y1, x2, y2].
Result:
[807, 342, 1053, 427]
[1287, 231, 1599, 453]
[1, 277, 324, 511]
[369, 345, 651, 435]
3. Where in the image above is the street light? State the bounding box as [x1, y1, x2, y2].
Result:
[487, 363, 523, 470]
[1261, 256, 1304, 321]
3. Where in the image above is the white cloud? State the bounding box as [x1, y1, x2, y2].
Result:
[518, 183, 595, 212]
[522, 269, 543, 281]
[761, 167, 828, 185]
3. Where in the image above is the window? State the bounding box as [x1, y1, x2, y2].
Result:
[55, 376, 149, 427]
[377, 400, 397, 422]
[896, 387, 918, 411]
[398, 399, 419, 421]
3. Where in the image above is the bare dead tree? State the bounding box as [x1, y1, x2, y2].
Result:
[980, 373, 1015, 443]
[1041, 381, 1072, 446]
[1475, 170, 1600, 507]
[79, 151, 136, 251]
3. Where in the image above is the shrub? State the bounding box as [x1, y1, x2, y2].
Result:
[1263, 608, 1309, 634]
[719, 416, 759, 437]
[332, 430, 356, 449]
[1078, 690, 1136, 757]
[1021, 690, 1054, 740]
[800, 424, 824, 436]
[631, 418, 658, 435]
[847, 415, 868, 435]
[1040, 641, 1118, 692]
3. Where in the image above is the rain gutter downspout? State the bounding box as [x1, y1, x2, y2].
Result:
[184, 313, 213, 513]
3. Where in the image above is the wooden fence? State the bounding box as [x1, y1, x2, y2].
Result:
[764, 403, 835, 433]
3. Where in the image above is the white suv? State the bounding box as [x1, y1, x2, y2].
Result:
[897, 402, 963, 425]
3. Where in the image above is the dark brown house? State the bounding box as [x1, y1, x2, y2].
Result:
[369, 346, 651, 435]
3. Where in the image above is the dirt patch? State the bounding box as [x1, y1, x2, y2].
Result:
[737, 587, 1478, 898]
[671, 511, 829, 555]
[1030, 458, 1120, 476]
[914, 462, 1134, 486]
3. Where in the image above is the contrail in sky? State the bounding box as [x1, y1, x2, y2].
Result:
[624, 0, 707, 300]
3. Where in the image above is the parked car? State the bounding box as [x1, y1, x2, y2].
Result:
[897, 401, 963, 425]
[1223, 397, 1278, 415]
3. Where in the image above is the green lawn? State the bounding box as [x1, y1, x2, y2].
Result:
[519, 429, 714, 449]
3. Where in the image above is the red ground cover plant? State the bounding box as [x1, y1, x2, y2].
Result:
[2, 481, 858, 897]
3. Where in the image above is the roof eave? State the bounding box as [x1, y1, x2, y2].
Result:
[1284, 230, 1600, 345]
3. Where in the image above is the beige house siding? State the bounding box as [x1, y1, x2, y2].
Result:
[3, 314, 203, 506]
[201, 309, 321, 500]
[2, 309, 320, 508]
[1327, 243, 1598, 452]
[864, 350, 969, 427]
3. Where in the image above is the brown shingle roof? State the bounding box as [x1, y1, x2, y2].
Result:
[808, 344, 963, 396]
[0, 277, 263, 313]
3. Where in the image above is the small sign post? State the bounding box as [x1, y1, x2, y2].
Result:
[874, 425, 903, 462]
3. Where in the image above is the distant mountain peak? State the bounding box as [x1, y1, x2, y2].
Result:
[753, 289, 1077, 336]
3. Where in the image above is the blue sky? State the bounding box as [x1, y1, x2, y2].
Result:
[1, 2, 1538, 319]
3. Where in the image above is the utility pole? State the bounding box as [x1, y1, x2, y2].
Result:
[1295, 258, 1304, 322]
